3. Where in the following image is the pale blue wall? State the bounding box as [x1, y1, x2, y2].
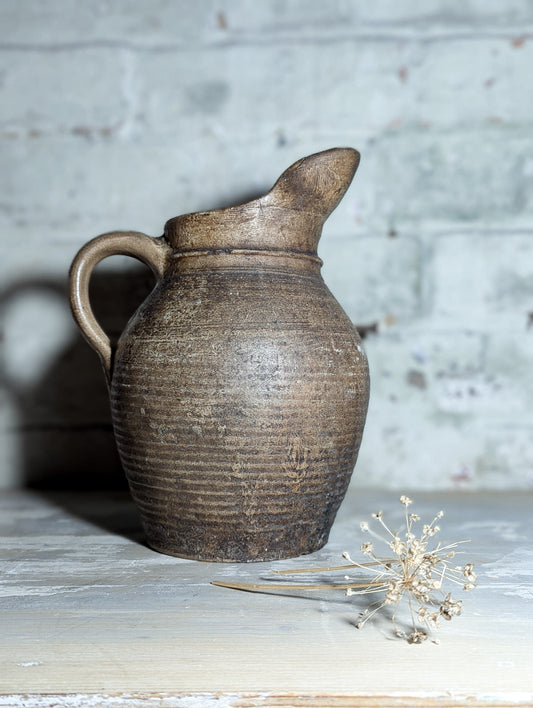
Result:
[1, 1, 533, 488]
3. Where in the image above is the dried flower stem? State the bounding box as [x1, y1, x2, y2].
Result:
[212, 580, 384, 592]
[212, 496, 476, 643]
[274, 560, 392, 574]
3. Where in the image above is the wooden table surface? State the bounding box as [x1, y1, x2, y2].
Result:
[1, 487, 532, 707]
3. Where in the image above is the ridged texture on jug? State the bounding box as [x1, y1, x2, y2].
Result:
[107, 148, 369, 562]
[111, 268, 369, 561]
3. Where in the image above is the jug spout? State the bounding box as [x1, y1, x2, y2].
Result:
[265, 147, 360, 223]
[164, 147, 360, 256]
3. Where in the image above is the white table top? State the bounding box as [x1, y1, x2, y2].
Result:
[1, 487, 532, 706]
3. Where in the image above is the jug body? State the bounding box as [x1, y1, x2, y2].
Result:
[110, 254, 369, 561]
[69, 148, 370, 562]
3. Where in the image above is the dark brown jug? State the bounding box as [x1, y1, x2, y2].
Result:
[69, 148, 370, 562]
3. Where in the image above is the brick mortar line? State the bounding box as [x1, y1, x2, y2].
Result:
[3, 124, 533, 141]
[0, 30, 532, 53]
[331, 227, 533, 240]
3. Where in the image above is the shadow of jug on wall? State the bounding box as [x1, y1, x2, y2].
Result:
[0, 266, 154, 491]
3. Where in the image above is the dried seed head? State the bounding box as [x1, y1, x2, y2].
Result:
[360, 541, 374, 556]
[390, 536, 406, 555]
[409, 630, 428, 644]
[440, 593, 463, 620]
[347, 496, 475, 642]
[385, 581, 401, 604]
[463, 563, 477, 582]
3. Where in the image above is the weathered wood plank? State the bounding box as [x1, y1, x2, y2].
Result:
[1, 489, 532, 705]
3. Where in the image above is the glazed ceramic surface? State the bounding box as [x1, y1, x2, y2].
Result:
[70, 148, 370, 561]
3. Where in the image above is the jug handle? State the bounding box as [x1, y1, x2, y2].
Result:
[69, 231, 172, 384]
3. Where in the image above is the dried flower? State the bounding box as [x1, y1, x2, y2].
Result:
[360, 541, 374, 556]
[212, 496, 476, 644]
[337, 497, 476, 642]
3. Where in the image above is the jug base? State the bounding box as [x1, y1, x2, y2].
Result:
[143, 529, 331, 563]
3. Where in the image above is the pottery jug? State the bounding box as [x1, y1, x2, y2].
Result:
[69, 147, 370, 562]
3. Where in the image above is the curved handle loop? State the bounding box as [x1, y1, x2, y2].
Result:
[69, 231, 172, 384]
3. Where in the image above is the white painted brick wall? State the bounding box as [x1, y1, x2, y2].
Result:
[1, 0, 532, 490]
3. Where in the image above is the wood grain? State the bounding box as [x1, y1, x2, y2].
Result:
[1, 489, 532, 706]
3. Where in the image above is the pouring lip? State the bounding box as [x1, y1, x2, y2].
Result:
[164, 147, 360, 251]
[166, 147, 360, 226]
